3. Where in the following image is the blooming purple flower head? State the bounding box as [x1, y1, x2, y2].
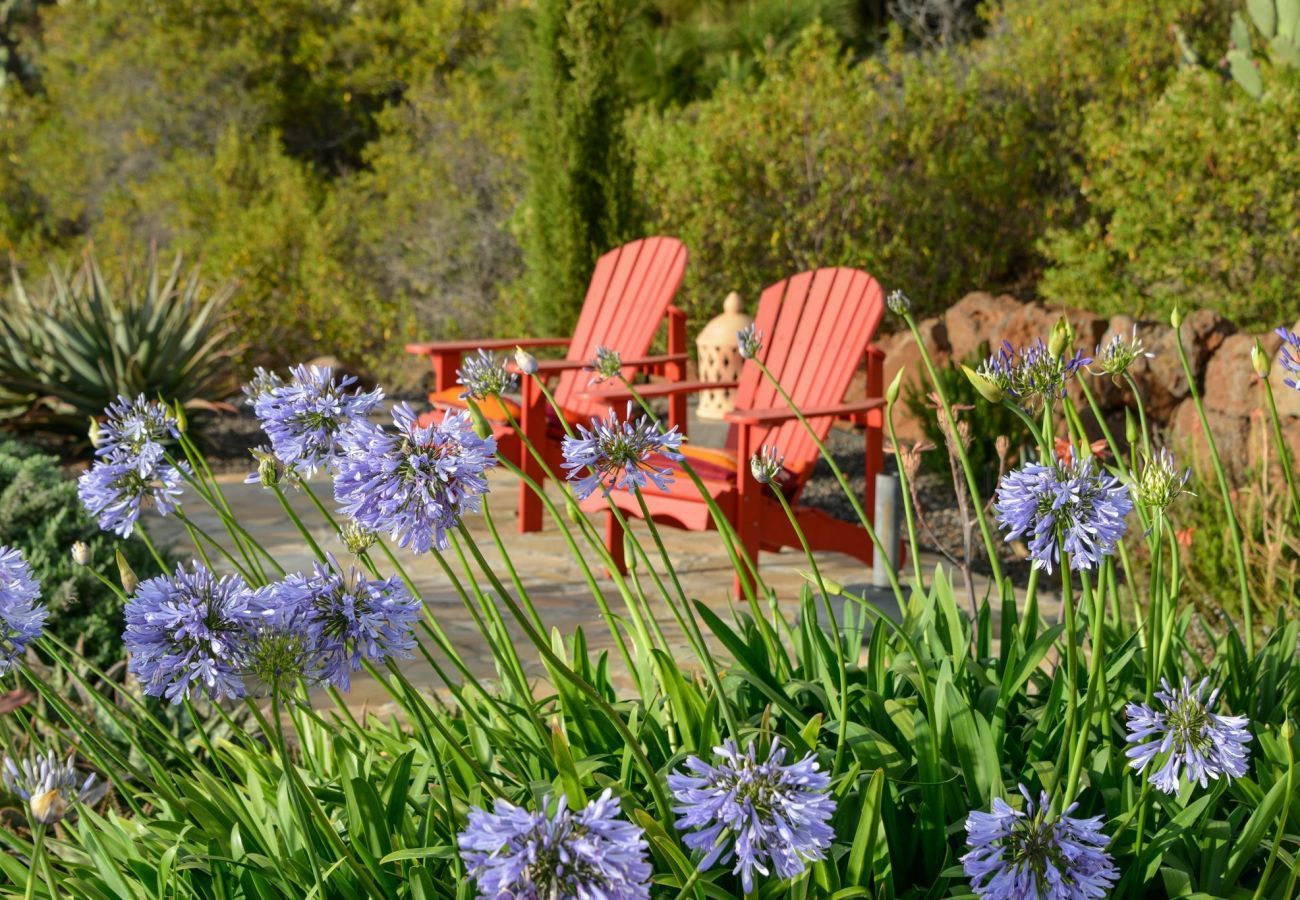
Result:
[458, 789, 651, 899]
[588, 345, 623, 384]
[977, 339, 1090, 409]
[458, 349, 517, 400]
[334, 403, 497, 554]
[561, 403, 683, 500]
[669, 740, 836, 893]
[1124, 677, 1251, 794]
[1091, 326, 1153, 378]
[737, 324, 762, 360]
[253, 364, 383, 476]
[0, 546, 46, 675]
[242, 367, 285, 407]
[78, 443, 187, 537]
[267, 557, 419, 690]
[124, 563, 261, 703]
[3, 751, 107, 825]
[1276, 327, 1300, 390]
[95, 394, 180, 457]
[994, 455, 1132, 573]
[963, 786, 1117, 899]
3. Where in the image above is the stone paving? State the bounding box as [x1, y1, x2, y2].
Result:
[150, 467, 1056, 711]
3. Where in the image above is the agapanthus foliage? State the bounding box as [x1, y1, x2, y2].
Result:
[269, 558, 419, 690]
[963, 786, 1117, 899]
[458, 349, 517, 400]
[458, 789, 651, 899]
[977, 339, 1090, 408]
[78, 443, 187, 537]
[561, 404, 683, 500]
[669, 740, 836, 893]
[1125, 677, 1252, 794]
[995, 455, 1132, 573]
[253, 364, 382, 476]
[334, 403, 497, 554]
[0, 545, 46, 675]
[2, 752, 106, 825]
[124, 563, 261, 703]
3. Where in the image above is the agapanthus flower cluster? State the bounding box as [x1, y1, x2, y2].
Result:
[963, 786, 1117, 899]
[458, 349, 517, 400]
[3, 752, 107, 825]
[252, 364, 383, 477]
[124, 563, 262, 703]
[334, 403, 497, 554]
[994, 455, 1132, 573]
[588, 345, 623, 384]
[561, 404, 683, 500]
[669, 741, 836, 893]
[79, 396, 188, 537]
[750, 445, 784, 485]
[977, 339, 1090, 408]
[1091, 326, 1153, 377]
[1275, 326, 1300, 389]
[269, 558, 419, 690]
[1135, 447, 1191, 511]
[0, 546, 46, 675]
[241, 367, 285, 407]
[458, 789, 651, 899]
[1124, 677, 1252, 794]
[78, 443, 187, 537]
[886, 289, 912, 316]
[737, 324, 763, 360]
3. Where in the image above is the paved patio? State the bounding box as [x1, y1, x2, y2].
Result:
[149, 467, 1054, 711]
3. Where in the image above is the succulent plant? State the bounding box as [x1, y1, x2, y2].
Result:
[1225, 0, 1300, 97]
[0, 249, 237, 433]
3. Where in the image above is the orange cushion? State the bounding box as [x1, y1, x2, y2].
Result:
[429, 386, 521, 423]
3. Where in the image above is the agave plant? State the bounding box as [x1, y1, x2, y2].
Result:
[0, 249, 237, 431]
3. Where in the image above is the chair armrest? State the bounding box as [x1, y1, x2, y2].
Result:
[577, 379, 738, 403]
[508, 352, 689, 376]
[406, 337, 570, 356]
[724, 399, 885, 426]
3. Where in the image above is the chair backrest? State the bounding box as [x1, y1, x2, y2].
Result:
[554, 237, 688, 418]
[728, 267, 884, 484]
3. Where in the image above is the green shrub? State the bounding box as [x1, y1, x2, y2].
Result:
[0, 249, 234, 433]
[1041, 64, 1300, 329]
[0, 438, 158, 669]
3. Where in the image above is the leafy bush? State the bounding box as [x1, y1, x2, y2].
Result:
[0, 438, 158, 669]
[1041, 64, 1300, 329]
[0, 250, 234, 432]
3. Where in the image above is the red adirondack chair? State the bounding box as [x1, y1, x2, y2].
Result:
[577, 266, 888, 581]
[406, 237, 689, 533]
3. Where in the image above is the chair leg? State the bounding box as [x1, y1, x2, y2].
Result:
[605, 510, 628, 577]
[517, 380, 546, 534]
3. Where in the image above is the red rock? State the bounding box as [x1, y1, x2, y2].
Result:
[944, 292, 1020, 363]
[1202, 333, 1264, 416]
[1169, 397, 1254, 482]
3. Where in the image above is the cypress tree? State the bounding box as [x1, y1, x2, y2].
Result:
[522, 0, 636, 334]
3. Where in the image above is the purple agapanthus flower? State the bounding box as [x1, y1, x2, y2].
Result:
[994, 455, 1132, 573]
[977, 339, 1090, 408]
[737, 324, 762, 360]
[963, 786, 1117, 899]
[458, 789, 651, 899]
[1275, 327, 1300, 390]
[3, 751, 107, 825]
[253, 364, 383, 476]
[669, 741, 836, 893]
[124, 563, 261, 703]
[458, 349, 517, 400]
[242, 367, 285, 407]
[240, 588, 324, 694]
[333, 403, 497, 554]
[0, 546, 46, 675]
[78, 443, 187, 537]
[95, 394, 180, 457]
[1124, 677, 1252, 794]
[267, 557, 419, 690]
[561, 403, 683, 500]
[588, 345, 623, 384]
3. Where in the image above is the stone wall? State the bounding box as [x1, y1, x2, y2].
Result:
[878, 292, 1300, 480]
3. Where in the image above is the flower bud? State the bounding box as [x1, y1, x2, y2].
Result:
[885, 290, 912, 316]
[885, 368, 904, 405]
[71, 541, 91, 566]
[466, 400, 493, 439]
[88, 417, 103, 448]
[1170, 306, 1183, 328]
[116, 550, 139, 595]
[1048, 316, 1073, 358]
[1125, 409, 1138, 445]
[173, 400, 188, 434]
[962, 365, 1004, 404]
[341, 521, 376, 555]
[514, 347, 539, 376]
[750, 446, 784, 485]
[1251, 340, 1270, 377]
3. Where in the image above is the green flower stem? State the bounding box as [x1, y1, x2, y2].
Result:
[271, 482, 329, 565]
[23, 824, 43, 900]
[175, 511, 255, 582]
[1152, 519, 1182, 685]
[172, 438, 267, 581]
[1106, 780, 1153, 849]
[1260, 374, 1300, 530]
[885, 392, 925, 588]
[261, 693, 331, 899]
[135, 527, 169, 573]
[1252, 720, 1295, 900]
[1051, 546, 1080, 812]
[480, 495, 544, 630]
[1172, 328, 1252, 655]
[1015, 566, 1042, 649]
[1078, 378, 1129, 475]
[1064, 566, 1105, 802]
[452, 522, 674, 827]
[1121, 373, 1153, 462]
[771, 486, 850, 775]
